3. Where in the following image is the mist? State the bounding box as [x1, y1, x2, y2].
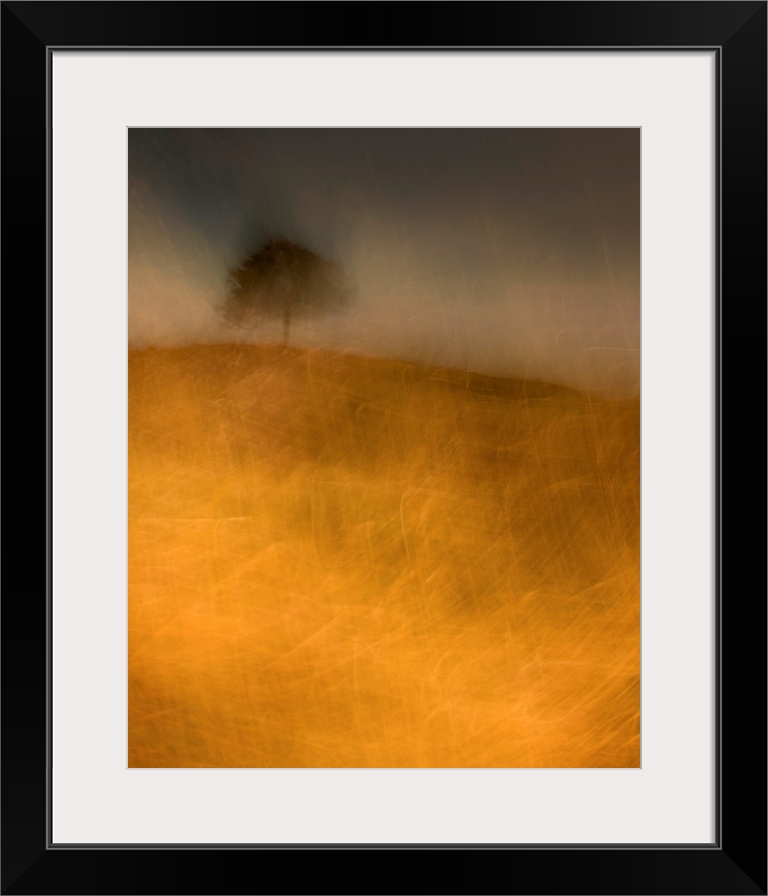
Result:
[128, 128, 639, 393]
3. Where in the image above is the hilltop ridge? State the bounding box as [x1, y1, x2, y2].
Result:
[130, 342, 584, 399]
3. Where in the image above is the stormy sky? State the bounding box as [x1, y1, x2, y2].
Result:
[128, 128, 639, 392]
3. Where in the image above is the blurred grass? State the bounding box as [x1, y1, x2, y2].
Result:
[129, 344, 639, 767]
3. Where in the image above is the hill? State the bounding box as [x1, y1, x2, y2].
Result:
[129, 344, 640, 768]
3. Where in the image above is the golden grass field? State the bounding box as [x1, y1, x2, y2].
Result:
[129, 344, 639, 768]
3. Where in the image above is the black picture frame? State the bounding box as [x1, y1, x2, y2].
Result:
[2, 2, 765, 893]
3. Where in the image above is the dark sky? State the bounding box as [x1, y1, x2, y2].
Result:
[128, 128, 639, 392]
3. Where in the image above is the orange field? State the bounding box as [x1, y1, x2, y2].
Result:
[129, 344, 639, 768]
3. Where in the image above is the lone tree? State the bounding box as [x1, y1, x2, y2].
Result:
[221, 238, 352, 344]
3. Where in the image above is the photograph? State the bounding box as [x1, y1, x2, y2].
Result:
[128, 127, 640, 769]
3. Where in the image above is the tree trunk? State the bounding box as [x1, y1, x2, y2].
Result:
[282, 304, 291, 345]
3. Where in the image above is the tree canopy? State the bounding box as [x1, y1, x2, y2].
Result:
[221, 239, 352, 343]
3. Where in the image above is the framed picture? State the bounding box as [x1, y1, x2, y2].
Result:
[3, 2, 765, 893]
